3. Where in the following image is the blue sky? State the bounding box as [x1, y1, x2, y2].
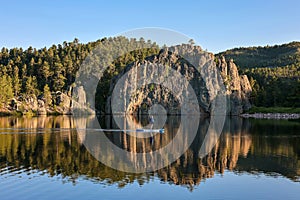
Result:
[1, 0, 300, 53]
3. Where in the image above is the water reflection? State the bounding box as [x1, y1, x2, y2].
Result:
[0, 116, 299, 190]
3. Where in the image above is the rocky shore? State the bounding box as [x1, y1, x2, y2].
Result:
[0, 92, 73, 116]
[241, 113, 300, 119]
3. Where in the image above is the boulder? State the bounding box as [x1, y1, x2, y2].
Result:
[55, 93, 72, 115]
[37, 99, 47, 115]
[71, 86, 95, 115]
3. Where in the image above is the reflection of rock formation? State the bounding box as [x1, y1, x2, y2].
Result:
[156, 117, 253, 190]
[109, 114, 168, 131]
[0, 116, 299, 189]
[76, 115, 200, 173]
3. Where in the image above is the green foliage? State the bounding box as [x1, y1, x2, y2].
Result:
[248, 106, 300, 114]
[0, 37, 159, 112]
[43, 84, 52, 107]
[149, 83, 155, 92]
[218, 41, 300, 69]
[0, 74, 13, 105]
[218, 42, 300, 108]
[25, 76, 38, 96]
[243, 65, 300, 107]
[0, 37, 299, 112]
[12, 66, 21, 96]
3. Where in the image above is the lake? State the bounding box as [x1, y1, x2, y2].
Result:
[0, 115, 299, 200]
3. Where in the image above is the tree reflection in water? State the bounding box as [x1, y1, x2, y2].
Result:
[0, 115, 299, 190]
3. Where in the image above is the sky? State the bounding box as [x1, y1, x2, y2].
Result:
[1, 0, 300, 53]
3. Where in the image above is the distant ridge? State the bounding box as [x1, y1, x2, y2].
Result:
[217, 41, 300, 69]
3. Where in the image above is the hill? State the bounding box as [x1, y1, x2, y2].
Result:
[0, 37, 160, 115]
[217, 42, 300, 108]
[0, 38, 299, 115]
[217, 41, 300, 69]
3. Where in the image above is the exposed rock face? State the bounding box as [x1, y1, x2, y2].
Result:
[26, 95, 38, 111]
[7, 92, 73, 115]
[217, 56, 228, 77]
[10, 95, 39, 114]
[54, 92, 72, 115]
[105, 45, 252, 115]
[228, 59, 243, 115]
[225, 59, 252, 115]
[105, 45, 214, 115]
[228, 59, 241, 91]
[216, 56, 252, 115]
[240, 75, 252, 111]
[37, 99, 47, 115]
[73, 86, 87, 106]
[72, 86, 94, 115]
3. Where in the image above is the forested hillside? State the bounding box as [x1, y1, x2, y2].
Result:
[0, 38, 299, 115]
[0, 37, 159, 114]
[244, 66, 300, 107]
[218, 42, 300, 69]
[218, 42, 300, 108]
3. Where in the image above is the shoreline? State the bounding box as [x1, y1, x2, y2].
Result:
[240, 113, 300, 119]
[0, 108, 72, 117]
[1, 110, 300, 120]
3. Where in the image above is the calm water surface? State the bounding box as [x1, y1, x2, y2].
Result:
[0, 116, 299, 200]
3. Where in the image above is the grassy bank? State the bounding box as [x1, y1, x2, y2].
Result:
[247, 106, 300, 114]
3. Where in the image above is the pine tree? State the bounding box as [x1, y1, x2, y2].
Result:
[41, 61, 52, 84]
[12, 66, 21, 96]
[52, 62, 66, 91]
[0, 74, 13, 106]
[25, 76, 38, 96]
[43, 84, 52, 107]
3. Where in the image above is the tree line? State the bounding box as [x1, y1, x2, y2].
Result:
[0, 37, 159, 110]
[245, 65, 300, 107]
[1, 38, 299, 110]
[219, 42, 300, 108]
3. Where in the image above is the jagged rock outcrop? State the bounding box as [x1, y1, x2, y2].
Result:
[54, 92, 72, 114]
[37, 99, 47, 115]
[240, 75, 252, 111]
[71, 86, 95, 115]
[217, 55, 228, 77]
[6, 92, 73, 115]
[2, 86, 94, 116]
[73, 86, 87, 106]
[105, 45, 213, 115]
[217, 56, 252, 115]
[228, 59, 243, 115]
[221, 56, 252, 115]
[105, 45, 252, 115]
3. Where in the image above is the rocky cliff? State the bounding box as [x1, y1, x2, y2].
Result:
[3, 45, 251, 116]
[216, 56, 252, 115]
[105, 45, 252, 115]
